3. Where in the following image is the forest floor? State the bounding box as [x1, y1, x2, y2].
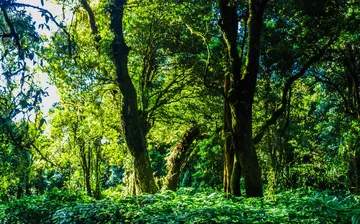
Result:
[1, 188, 360, 223]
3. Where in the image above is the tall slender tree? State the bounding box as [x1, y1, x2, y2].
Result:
[109, 0, 157, 193]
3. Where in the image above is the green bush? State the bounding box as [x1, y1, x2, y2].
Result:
[1, 188, 360, 223]
[0, 188, 89, 224]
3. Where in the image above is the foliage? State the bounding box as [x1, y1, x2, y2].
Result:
[1, 188, 360, 223]
[180, 134, 223, 189]
[0, 188, 89, 224]
[1, 0, 360, 222]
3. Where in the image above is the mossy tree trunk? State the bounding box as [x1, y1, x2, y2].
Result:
[230, 158, 241, 196]
[164, 126, 201, 191]
[109, 0, 157, 194]
[81, 0, 157, 194]
[219, 0, 267, 197]
[223, 73, 241, 196]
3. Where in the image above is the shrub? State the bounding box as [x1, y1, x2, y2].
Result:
[1, 188, 360, 223]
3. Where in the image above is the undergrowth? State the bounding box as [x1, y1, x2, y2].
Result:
[1, 188, 360, 223]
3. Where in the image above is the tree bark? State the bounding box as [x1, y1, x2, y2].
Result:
[223, 73, 239, 196]
[164, 126, 201, 191]
[232, 101, 263, 197]
[85, 171, 91, 197]
[109, 0, 157, 194]
[219, 0, 267, 197]
[350, 149, 360, 193]
[253, 52, 327, 145]
[16, 186, 22, 199]
[94, 141, 101, 200]
[223, 135, 234, 194]
[230, 158, 241, 196]
[234, 0, 267, 198]
[219, 0, 244, 196]
[80, 141, 92, 197]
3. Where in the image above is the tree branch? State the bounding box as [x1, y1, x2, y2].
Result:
[181, 17, 225, 99]
[31, 143, 57, 167]
[1, 6, 22, 59]
[253, 50, 326, 145]
[10, 3, 71, 38]
[312, 72, 355, 117]
[80, 0, 100, 44]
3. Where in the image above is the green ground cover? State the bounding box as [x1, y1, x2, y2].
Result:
[1, 188, 360, 224]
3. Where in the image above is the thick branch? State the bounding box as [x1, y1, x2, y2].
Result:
[313, 74, 355, 117]
[80, 0, 100, 44]
[181, 19, 225, 99]
[253, 51, 326, 145]
[1, 6, 22, 58]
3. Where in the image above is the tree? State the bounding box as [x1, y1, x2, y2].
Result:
[75, 0, 217, 193]
[218, 0, 268, 197]
[314, 42, 360, 192]
[164, 125, 201, 190]
[218, 0, 349, 197]
[0, 0, 53, 199]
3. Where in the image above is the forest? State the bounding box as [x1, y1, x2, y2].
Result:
[1, 0, 360, 223]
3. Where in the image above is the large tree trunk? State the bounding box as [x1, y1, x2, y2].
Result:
[232, 101, 263, 197]
[219, 0, 267, 197]
[223, 73, 241, 196]
[85, 171, 91, 197]
[219, 0, 243, 196]
[223, 134, 234, 195]
[233, 0, 267, 198]
[230, 158, 241, 196]
[223, 73, 233, 194]
[109, 0, 157, 194]
[164, 126, 201, 191]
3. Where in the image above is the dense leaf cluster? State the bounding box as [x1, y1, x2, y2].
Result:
[1, 188, 360, 223]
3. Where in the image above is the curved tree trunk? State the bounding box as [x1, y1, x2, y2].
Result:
[164, 126, 201, 191]
[109, 0, 157, 194]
